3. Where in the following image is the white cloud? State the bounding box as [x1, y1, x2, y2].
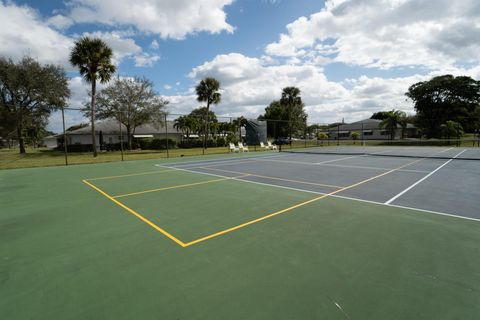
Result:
[163, 84, 172, 90]
[184, 53, 349, 121]
[67, 76, 90, 110]
[0, 2, 73, 67]
[0, 2, 151, 69]
[266, 0, 480, 70]
[48, 76, 93, 132]
[177, 52, 480, 124]
[80, 31, 142, 65]
[133, 53, 160, 67]
[150, 39, 159, 50]
[66, 0, 235, 39]
[47, 14, 74, 29]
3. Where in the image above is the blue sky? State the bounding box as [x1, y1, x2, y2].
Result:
[1, 0, 479, 131]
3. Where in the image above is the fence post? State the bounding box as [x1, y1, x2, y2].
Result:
[165, 114, 169, 158]
[202, 114, 206, 155]
[119, 113, 124, 161]
[238, 121, 241, 143]
[337, 124, 340, 146]
[361, 122, 364, 146]
[61, 107, 68, 166]
[273, 121, 277, 141]
[304, 119, 307, 148]
[477, 127, 480, 147]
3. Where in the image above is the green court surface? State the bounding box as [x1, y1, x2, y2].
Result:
[1, 154, 480, 319]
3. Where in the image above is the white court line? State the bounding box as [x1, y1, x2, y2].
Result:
[154, 153, 286, 168]
[384, 149, 467, 205]
[249, 156, 430, 174]
[156, 164, 330, 195]
[315, 155, 365, 164]
[318, 163, 430, 174]
[255, 157, 340, 166]
[158, 164, 480, 223]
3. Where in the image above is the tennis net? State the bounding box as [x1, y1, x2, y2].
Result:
[279, 139, 480, 160]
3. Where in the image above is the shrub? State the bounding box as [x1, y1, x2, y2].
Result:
[137, 138, 152, 150]
[216, 137, 226, 147]
[351, 131, 360, 144]
[226, 134, 238, 144]
[65, 144, 92, 152]
[317, 132, 328, 140]
[178, 140, 203, 148]
[149, 138, 177, 150]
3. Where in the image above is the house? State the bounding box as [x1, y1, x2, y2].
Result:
[328, 119, 417, 140]
[42, 135, 58, 148]
[53, 119, 183, 150]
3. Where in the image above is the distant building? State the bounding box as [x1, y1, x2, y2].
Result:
[328, 119, 417, 140]
[49, 119, 182, 150]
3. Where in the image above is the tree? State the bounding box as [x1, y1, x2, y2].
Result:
[70, 37, 116, 157]
[91, 77, 168, 150]
[189, 107, 217, 135]
[174, 115, 199, 140]
[280, 87, 307, 140]
[317, 132, 328, 145]
[379, 110, 406, 140]
[370, 111, 391, 120]
[351, 131, 360, 144]
[231, 116, 247, 141]
[66, 123, 89, 131]
[473, 106, 480, 141]
[406, 75, 480, 138]
[259, 87, 307, 139]
[209, 121, 220, 140]
[0, 57, 70, 153]
[306, 124, 323, 138]
[259, 101, 288, 138]
[24, 117, 51, 148]
[0, 106, 17, 147]
[195, 77, 221, 149]
[440, 120, 463, 139]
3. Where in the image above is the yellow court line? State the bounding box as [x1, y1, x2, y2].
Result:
[112, 174, 251, 198]
[183, 157, 424, 247]
[200, 166, 344, 189]
[82, 179, 187, 247]
[86, 168, 179, 181]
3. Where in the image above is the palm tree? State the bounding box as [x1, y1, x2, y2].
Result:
[174, 115, 197, 140]
[70, 37, 116, 157]
[379, 109, 406, 140]
[173, 117, 186, 141]
[440, 120, 463, 140]
[209, 122, 220, 140]
[195, 77, 221, 149]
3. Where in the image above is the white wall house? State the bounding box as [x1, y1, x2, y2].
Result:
[328, 119, 417, 140]
[54, 120, 182, 150]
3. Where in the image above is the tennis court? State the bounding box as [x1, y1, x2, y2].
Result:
[2, 147, 480, 319]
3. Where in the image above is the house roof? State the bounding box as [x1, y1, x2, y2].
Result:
[66, 119, 181, 135]
[329, 118, 416, 131]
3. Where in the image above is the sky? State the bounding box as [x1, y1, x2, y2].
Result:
[1, 0, 479, 132]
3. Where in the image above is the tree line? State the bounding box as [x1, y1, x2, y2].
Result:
[367, 75, 480, 139]
[1, 35, 479, 156]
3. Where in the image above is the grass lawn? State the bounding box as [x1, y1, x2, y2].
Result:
[2, 137, 478, 170]
[0, 146, 270, 170]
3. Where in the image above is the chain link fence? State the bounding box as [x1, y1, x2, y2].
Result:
[1, 109, 479, 168]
